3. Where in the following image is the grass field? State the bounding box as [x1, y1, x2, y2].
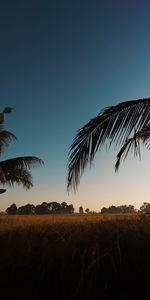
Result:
[0, 213, 150, 299]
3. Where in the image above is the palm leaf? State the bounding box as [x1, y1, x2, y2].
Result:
[0, 107, 13, 125]
[0, 106, 44, 191]
[0, 156, 44, 170]
[0, 157, 44, 189]
[115, 125, 150, 171]
[3, 107, 13, 114]
[67, 98, 150, 191]
[0, 131, 17, 154]
[1, 167, 33, 189]
[0, 189, 6, 194]
[0, 166, 6, 183]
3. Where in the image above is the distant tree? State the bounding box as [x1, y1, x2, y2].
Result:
[129, 205, 137, 213]
[34, 204, 42, 214]
[101, 207, 108, 214]
[108, 205, 120, 214]
[119, 205, 136, 213]
[79, 206, 84, 214]
[35, 202, 49, 214]
[6, 203, 18, 215]
[18, 204, 35, 215]
[139, 202, 150, 213]
[85, 208, 90, 214]
[101, 205, 136, 214]
[48, 202, 62, 214]
[0, 211, 8, 215]
[65, 204, 74, 214]
[60, 202, 74, 214]
[5, 201, 75, 215]
[35, 202, 62, 214]
[61, 202, 68, 213]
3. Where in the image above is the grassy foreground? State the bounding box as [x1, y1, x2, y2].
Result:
[0, 213, 150, 299]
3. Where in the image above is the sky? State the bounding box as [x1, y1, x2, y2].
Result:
[1, 0, 150, 212]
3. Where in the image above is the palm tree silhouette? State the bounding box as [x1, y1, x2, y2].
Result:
[0, 107, 44, 193]
[67, 98, 150, 191]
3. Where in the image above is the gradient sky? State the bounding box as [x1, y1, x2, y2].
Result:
[1, 0, 150, 212]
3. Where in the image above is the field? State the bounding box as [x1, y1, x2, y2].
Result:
[0, 213, 150, 299]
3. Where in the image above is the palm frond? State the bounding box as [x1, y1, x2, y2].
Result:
[0, 106, 43, 191]
[0, 131, 17, 154]
[0, 113, 4, 125]
[115, 125, 150, 171]
[0, 156, 44, 170]
[0, 189, 6, 194]
[1, 167, 33, 189]
[0, 107, 13, 125]
[3, 107, 14, 114]
[67, 98, 150, 191]
[0, 166, 6, 183]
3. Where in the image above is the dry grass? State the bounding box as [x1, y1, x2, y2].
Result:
[0, 212, 139, 227]
[0, 213, 149, 299]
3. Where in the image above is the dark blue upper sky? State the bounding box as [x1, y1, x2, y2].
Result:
[1, 0, 150, 211]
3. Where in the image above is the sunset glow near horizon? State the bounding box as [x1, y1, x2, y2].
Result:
[1, 0, 150, 212]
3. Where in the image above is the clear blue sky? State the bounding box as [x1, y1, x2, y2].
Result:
[1, 0, 150, 212]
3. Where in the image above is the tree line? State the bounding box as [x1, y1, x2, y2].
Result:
[79, 203, 150, 214]
[100, 203, 150, 214]
[2, 202, 150, 215]
[5, 201, 74, 215]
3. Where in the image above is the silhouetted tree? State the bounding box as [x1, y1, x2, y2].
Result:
[5, 201, 75, 215]
[48, 202, 62, 214]
[119, 205, 136, 213]
[101, 205, 136, 214]
[79, 206, 84, 214]
[67, 98, 150, 191]
[61, 201, 68, 213]
[35, 202, 49, 214]
[108, 205, 120, 214]
[60, 202, 74, 214]
[65, 204, 74, 214]
[101, 207, 108, 214]
[0, 107, 44, 192]
[18, 204, 35, 215]
[85, 208, 90, 214]
[6, 203, 18, 214]
[35, 202, 63, 214]
[139, 202, 150, 213]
